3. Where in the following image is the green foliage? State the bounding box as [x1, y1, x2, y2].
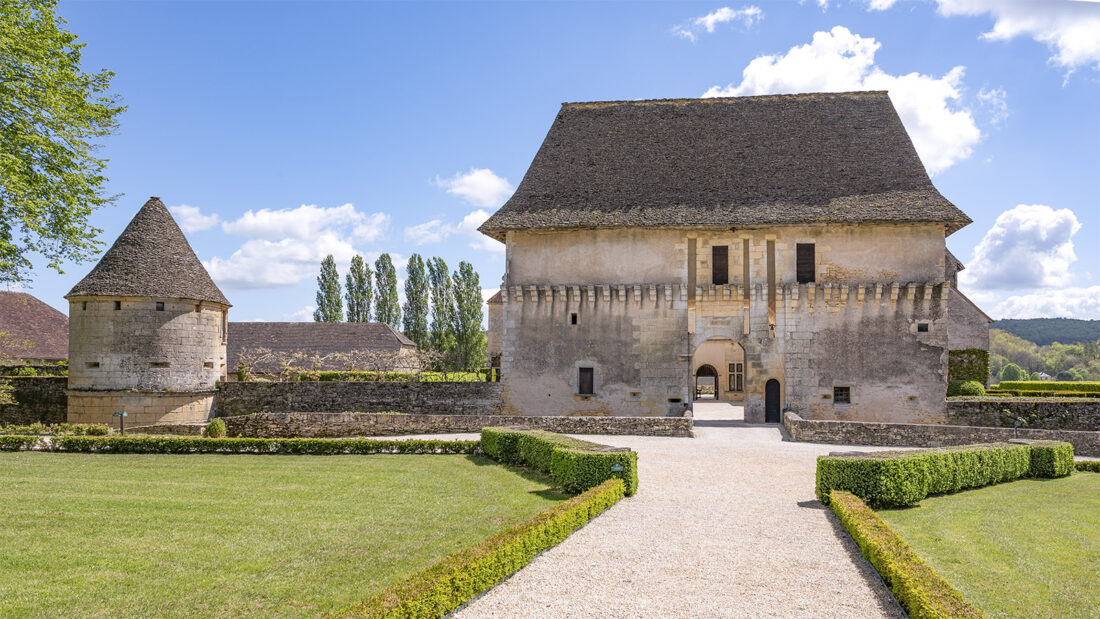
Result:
[0, 435, 39, 450]
[203, 418, 226, 438]
[0, 435, 481, 454]
[948, 349, 988, 383]
[829, 491, 983, 619]
[992, 318, 1100, 347]
[290, 370, 485, 382]
[1027, 441, 1074, 478]
[947, 380, 985, 397]
[0, 422, 107, 436]
[4, 366, 37, 376]
[996, 381, 1100, 393]
[481, 427, 638, 496]
[345, 254, 373, 323]
[815, 442, 1074, 508]
[999, 363, 1025, 382]
[402, 253, 430, 348]
[1076, 460, 1100, 473]
[374, 253, 401, 329]
[990, 328, 1100, 381]
[452, 261, 485, 371]
[0, 0, 126, 284]
[313, 255, 343, 322]
[426, 257, 456, 359]
[345, 479, 624, 619]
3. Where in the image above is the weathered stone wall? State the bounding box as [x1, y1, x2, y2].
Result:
[947, 292, 990, 352]
[0, 377, 67, 424]
[67, 391, 215, 426]
[947, 397, 1100, 431]
[224, 412, 692, 438]
[216, 381, 507, 417]
[783, 411, 1100, 457]
[68, 296, 228, 391]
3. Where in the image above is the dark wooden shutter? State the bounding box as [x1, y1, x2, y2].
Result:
[796, 243, 815, 283]
[579, 367, 594, 395]
[712, 246, 728, 285]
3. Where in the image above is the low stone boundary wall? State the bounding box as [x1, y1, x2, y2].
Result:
[783, 412, 1099, 457]
[224, 412, 693, 438]
[0, 376, 67, 425]
[216, 381, 506, 417]
[947, 397, 1100, 431]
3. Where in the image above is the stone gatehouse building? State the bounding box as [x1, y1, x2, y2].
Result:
[480, 92, 990, 424]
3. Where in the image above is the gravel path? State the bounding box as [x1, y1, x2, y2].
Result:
[455, 403, 905, 618]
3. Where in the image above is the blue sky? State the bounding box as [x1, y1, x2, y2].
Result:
[14, 0, 1100, 321]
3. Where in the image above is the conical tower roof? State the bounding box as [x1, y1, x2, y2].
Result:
[66, 197, 231, 306]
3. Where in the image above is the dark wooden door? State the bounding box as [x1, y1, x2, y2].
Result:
[765, 379, 781, 423]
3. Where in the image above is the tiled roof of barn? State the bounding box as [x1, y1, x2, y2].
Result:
[486, 290, 502, 304]
[479, 92, 971, 240]
[0, 292, 69, 360]
[227, 322, 416, 371]
[66, 197, 231, 306]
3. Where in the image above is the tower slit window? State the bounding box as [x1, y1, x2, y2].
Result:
[796, 243, 815, 283]
[712, 245, 728, 285]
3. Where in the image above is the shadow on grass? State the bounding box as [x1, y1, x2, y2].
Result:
[462, 454, 570, 500]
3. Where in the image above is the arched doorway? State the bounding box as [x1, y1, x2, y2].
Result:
[690, 339, 746, 402]
[765, 379, 781, 423]
[695, 364, 718, 399]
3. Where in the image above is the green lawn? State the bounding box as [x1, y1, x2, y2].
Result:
[0, 452, 568, 617]
[879, 473, 1100, 618]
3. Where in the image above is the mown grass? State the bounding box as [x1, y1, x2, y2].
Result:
[879, 473, 1100, 618]
[0, 452, 568, 617]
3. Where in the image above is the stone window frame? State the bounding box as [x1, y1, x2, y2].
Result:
[833, 385, 852, 405]
[916, 321, 931, 333]
[573, 360, 598, 397]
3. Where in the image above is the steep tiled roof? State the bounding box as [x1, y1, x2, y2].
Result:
[227, 322, 416, 371]
[0, 292, 69, 360]
[480, 92, 971, 240]
[486, 290, 503, 304]
[66, 197, 230, 305]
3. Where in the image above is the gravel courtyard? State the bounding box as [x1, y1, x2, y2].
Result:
[457, 402, 905, 618]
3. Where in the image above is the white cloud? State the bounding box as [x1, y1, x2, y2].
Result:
[866, 0, 897, 9]
[403, 209, 505, 253]
[168, 204, 220, 233]
[206, 202, 390, 288]
[702, 26, 981, 175]
[284, 305, 316, 321]
[674, 6, 763, 41]
[959, 204, 1083, 292]
[934, 0, 1100, 72]
[987, 287, 1100, 320]
[434, 168, 515, 209]
[977, 87, 1009, 124]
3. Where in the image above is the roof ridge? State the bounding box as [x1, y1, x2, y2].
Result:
[561, 91, 889, 108]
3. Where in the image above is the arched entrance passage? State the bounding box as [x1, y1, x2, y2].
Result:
[695, 364, 718, 399]
[691, 339, 746, 402]
[765, 379, 781, 423]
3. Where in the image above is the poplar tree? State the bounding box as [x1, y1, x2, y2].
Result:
[373, 253, 401, 329]
[313, 255, 342, 322]
[402, 253, 430, 348]
[427, 257, 456, 356]
[452, 261, 486, 371]
[345, 254, 372, 322]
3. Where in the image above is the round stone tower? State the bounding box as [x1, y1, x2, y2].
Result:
[65, 197, 232, 427]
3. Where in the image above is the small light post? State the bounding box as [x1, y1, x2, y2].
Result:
[112, 411, 128, 435]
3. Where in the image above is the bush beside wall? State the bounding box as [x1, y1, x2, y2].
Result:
[816, 441, 1073, 507]
[481, 427, 638, 496]
[0, 435, 480, 455]
[0, 423, 108, 436]
[947, 380, 985, 397]
[948, 349, 989, 384]
[829, 491, 982, 619]
[1076, 460, 1100, 473]
[996, 381, 1100, 393]
[343, 479, 625, 619]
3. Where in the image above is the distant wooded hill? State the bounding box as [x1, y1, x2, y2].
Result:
[991, 318, 1100, 346]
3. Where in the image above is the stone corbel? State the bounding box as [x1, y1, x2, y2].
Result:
[601, 285, 610, 304]
[526, 285, 538, 303]
[512, 285, 524, 303]
[791, 284, 799, 302]
[664, 284, 673, 307]
[840, 284, 848, 303]
[875, 283, 883, 301]
[857, 284, 865, 302]
[906, 283, 916, 302]
[890, 283, 900, 303]
[923, 283, 933, 302]
[648, 284, 657, 306]
[617, 284, 626, 304]
[586, 285, 595, 306]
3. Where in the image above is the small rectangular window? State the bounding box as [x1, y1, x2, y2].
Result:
[570, 313, 577, 325]
[81, 301, 87, 311]
[796, 243, 815, 283]
[150, 361, 170, 368]
[578, 367, 594, 395]
[728, 362, 744, 392]
[834, 386, 851, 404]
[712, 245, 728, 285]
[114, 301, 121, 310]
[203, 361, 214, 369]
[155, 301, 165, 311]
[917, 322, 930, 333]
[85, 361, 99, 368]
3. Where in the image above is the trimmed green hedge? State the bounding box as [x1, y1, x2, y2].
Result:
[948, 349, 989, 384]
[288, 370, 489, 383]
[342, 479, 624, 618]
[984, 389, 1100, 398]
[0, 435, 40, 450]
[1076, 460, 1100, 473]
[481, 427, 638, 496]
[0, 423, 109, 436]
[996, 381, 1100, 393]
[947, 380, 985, 397]
[817, 441, 1073, 508]
[829, 491, 982, 618]
[0, 435, 480, 455]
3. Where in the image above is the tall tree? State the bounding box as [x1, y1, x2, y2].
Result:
[402, 253, 429, 348]
[452, 261, 486, 371]
[373, 253, 401, 329]
[313, 255, 342, 322]
[427, 257, 456, 356]
[344, 254, 372, 322]
[1, 0, 126, 283]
